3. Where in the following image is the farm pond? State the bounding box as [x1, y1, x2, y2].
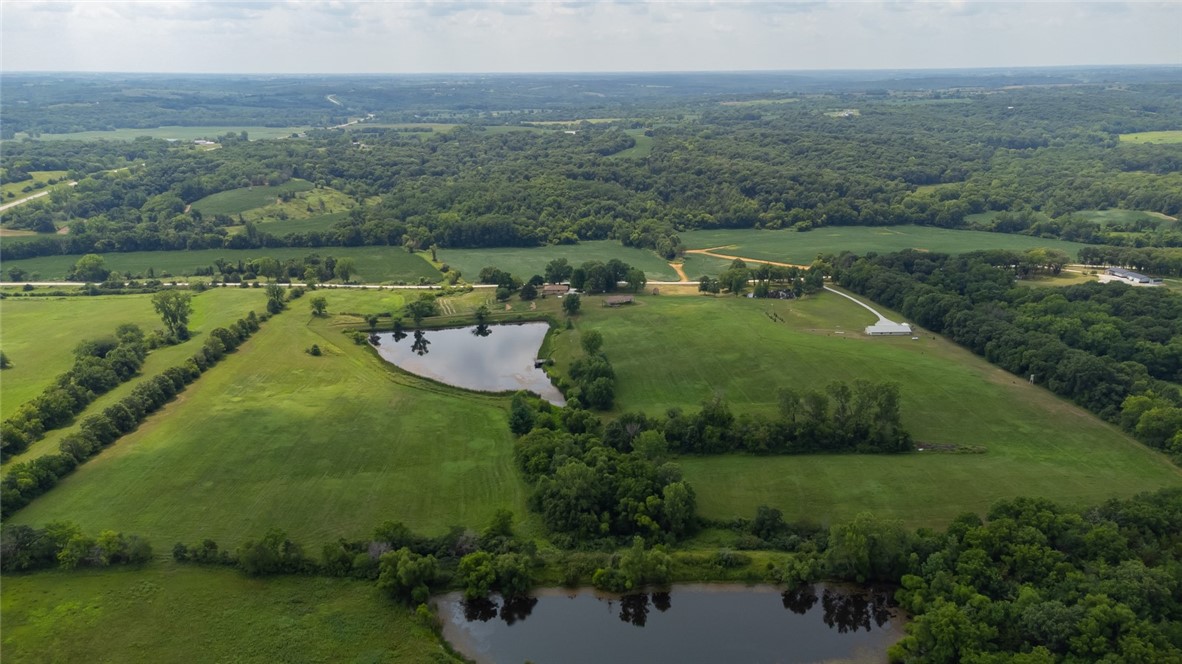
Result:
[435, 583, 905, 664]
[372, 322, 565, 405]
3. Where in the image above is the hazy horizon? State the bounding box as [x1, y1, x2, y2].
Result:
[3, 1, 1179, 75]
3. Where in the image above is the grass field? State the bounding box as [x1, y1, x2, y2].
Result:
[1, 289, 269, 469]
[1119, 130, 1182, 144]
[14, 126, 309, 142]
[0, 565, 445, 663]
[550, 292, 1181, 528]
[243, 211, 351, 236]
[2, 246, 441, 283]
[609, 128, 654, 159]
[437, 240, 680, 282]
[191, 180, 316, 216]
[678, 225, 1093, 264]
[1, 170, 69, 203]
[0, 289, 263, 421]
[8, 289, 539, 548]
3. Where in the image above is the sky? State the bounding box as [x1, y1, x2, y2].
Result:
[2, 1, 1179, 74]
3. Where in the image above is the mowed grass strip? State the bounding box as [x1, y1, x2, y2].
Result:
[1, 288, 267, 469]
[677, 225, 1093, 264]
[0, 565, 444, 663]
[2, 245, 441, 283]
[191, 180, 315, 216]
[438, 240, 679, 282]
[9, 292, 537, 547]
[553, 293, 1182, 528]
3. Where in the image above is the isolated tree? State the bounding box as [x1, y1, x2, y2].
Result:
[310, 296, 328, 316]
[71, 254, 110, 282]
[152, 290, 193, 341]
[265, 284, 286, 314]
[405, 297, 438, 327]
[520, 282, 538, 301]
[544, 258, 573, 284]
[0, 350, 10, 369]
[625, 268, 647, 293]
[581, 329, 604, 355]
[563, 293, 582, 316]
[474, 304, 490, 325]
[334, 258, 356, 283]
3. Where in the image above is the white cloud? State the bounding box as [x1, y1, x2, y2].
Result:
[1, 0, 1179, 73]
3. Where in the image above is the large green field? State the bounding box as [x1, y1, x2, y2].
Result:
[0, 289, 263, 420]
[677, 225, 1094, 265]
[1118, 130, 1182, 144]
[2, 246, 441, 283]
[8, 289, 538, 548]
[1, 565, 445, 663]
[551, 291, 1182, 527]
[437, 240, 681, 282]
[14, 126, 310, 142]
[191, 180, 316, 216]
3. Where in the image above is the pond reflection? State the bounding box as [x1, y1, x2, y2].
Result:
[437, 584, 904, 664]
[373, 322, 564, 405]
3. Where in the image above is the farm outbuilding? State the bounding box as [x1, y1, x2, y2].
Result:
[1106, 267, 1156, 284]
[603, 295, 634, 307]
[541, 284, 570, 297]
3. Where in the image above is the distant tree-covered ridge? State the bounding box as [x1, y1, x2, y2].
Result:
[3, 80, 1181, 264]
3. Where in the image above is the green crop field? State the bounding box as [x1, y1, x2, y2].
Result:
[0, 289, 263, 421]
[7, 290, 538, 548]
[2, 245, 441, 283]
[437, 240, 680, 282]
[1119, 130, 1182, 144]
[13, 126, 310, 142]
[191, 180, 316, 216]
[550, 292, 1182, 527]
[678, 225, 1093, 264]
[1, 565, 443, 663]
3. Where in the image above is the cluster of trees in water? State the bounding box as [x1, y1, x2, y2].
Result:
[1, 299, 272, 517]
[836, 250, 1182, 460]
[4, 83, 1181, 266]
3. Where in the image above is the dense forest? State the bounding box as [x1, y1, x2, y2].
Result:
[3, 73, 1181, 265]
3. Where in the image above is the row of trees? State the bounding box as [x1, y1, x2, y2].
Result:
[0, 522, 153, 572]
[835, 250, 1182, 458]
[1, 324, 148, 459]
[603, 383, 912, 457]
[0, 308, 268, 517]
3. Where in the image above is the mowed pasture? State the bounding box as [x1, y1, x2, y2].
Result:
[0, 289, 262, 421]
[1119, 130, 1182, 144]
[551, 292, 1182, 527]
[1, 170, 69, 202]
[2, 245, 441, 283]
[1, 566, 443, 663]
[191, 179, 315, 216]
[437, 240, 681, 282]
[677, 225, 1093, 265]
[8, 289, 538, 548]
[1, 288, 267, 468]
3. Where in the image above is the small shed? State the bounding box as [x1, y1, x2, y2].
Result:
[603, 295, 634, 307]
[542, 284, 570, 297]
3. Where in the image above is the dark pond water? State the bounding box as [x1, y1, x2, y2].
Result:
[436, 584, 903, 664]
[373, 322, 565, 405]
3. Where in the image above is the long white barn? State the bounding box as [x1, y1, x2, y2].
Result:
[823, 286, 914, 336]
